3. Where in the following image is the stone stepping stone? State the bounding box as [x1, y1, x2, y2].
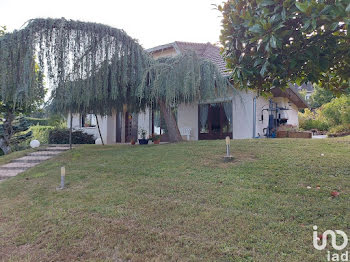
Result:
[11, 155, 53, 163]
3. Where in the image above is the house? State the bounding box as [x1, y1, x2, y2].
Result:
[68, 41, 308, 143]
[293, 82, 314, 102]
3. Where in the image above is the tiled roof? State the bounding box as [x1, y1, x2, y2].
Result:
[147, 41, 230, 76]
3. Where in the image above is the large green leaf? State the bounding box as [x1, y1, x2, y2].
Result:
[295, 2, 309, 13]
[346, 3, 350, 12]
[249, 24, 263, 34]
[270, 35, 277, 49]
[260, 60, 269, 76]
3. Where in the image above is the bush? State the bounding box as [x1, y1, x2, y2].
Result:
[49, 129, 95, 144]
[26, 117, 49, 126]
[321, 95, 350, 126]
[329, 124, 350, 135]
[299, 118, 329, 131]
[298, 109, 329, 131]
[47, 114, 67, 128]
[29, 125, 56, 144]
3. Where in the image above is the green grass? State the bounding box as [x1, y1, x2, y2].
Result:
[1, 137, 350, 261]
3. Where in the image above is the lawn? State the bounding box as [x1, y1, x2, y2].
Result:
[0, 137, 349, 261]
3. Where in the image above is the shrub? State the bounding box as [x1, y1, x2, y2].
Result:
[29, 125, 56, 144]
[49, 129, 95, 144]
[321, 95, 350, 126]
[299, 118, 329, 131]
[47, 114, 67, 128]
[26, 117, 49, 126]
[329, 124, 350, 135]
[298, 109, 329, 131]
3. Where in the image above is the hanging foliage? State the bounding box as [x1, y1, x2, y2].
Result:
[137, 52, 232, 106]
[0, 18, 235, 145]
[0, 18, 151, 115]
[137, 51, 233, 142]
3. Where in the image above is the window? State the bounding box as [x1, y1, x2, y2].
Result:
[198, 102, 232, 139]
[82, 114, 97, 128]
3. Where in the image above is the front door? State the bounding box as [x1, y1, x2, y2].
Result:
[125, 112, 133, 142]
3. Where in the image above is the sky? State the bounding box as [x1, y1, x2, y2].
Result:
[0, 0, 225, 49]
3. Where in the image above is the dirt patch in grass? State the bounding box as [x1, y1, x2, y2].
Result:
[201, 151, 257, 168]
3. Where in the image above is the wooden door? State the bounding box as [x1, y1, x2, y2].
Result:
[125, 112, 133, 142]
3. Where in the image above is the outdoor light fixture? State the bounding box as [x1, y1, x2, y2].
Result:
[224, 136, 233, 162]
[57, 166, 65, 190]
[30, 140, 40, 148]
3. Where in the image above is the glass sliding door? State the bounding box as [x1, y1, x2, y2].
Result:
[198, 101, 232, 140]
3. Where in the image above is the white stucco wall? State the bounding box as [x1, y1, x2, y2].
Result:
[67, 95, 300, 143]
[177, 103, 198, 141]
[271, 97, 300, 127]
[255, 95, 270, 138]
[232, 90, 256, 139]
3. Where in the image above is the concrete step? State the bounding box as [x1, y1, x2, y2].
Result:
[1, 162, 39, 170]
[38, 147, 69, 152]
[0, 169, 26, 179]
[0, 146, 69, 181]
[11, 155, 53, 163]
[28, 151, 62, 157]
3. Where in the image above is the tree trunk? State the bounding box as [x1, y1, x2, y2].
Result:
[95, 114, 104, 145]
[158, 100, 183, 142]
[0, 138, 11, 155]
[0, 111, 15, 155]
[69, 112, 73, 150]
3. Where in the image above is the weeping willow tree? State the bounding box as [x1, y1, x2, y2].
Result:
[0, 18, 150, 150]
[0, 25, 46, 154]
[137, 52, 232, 142]
[1, 18, 233, 148]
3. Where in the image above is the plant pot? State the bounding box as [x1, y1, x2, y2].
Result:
[138, 139, 149, 145]
[153, 140, 160, 144]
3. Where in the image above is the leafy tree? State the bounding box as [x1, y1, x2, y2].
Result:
[321, 95, 350, 126]
[309, 85, 335, 108]
[0, 26, 5, 36]
[218, 0, 350, 93]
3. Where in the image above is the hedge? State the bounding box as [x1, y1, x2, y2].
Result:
[29, 125, 56, 144]
[49, 129, 95, 144]
[26, 117, 49, 126]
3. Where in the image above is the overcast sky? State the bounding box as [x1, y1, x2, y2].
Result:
[1, 0, 225, 49]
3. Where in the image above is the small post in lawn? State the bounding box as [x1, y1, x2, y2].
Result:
[224, 136, 233, 162]
[69, 112, 73, 150]
[57, 166, 66, 190]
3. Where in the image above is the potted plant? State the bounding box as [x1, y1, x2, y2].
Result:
[149, 133, 161, 144]
[130, 138, 136, 145]
[138, 129, 149, 145]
